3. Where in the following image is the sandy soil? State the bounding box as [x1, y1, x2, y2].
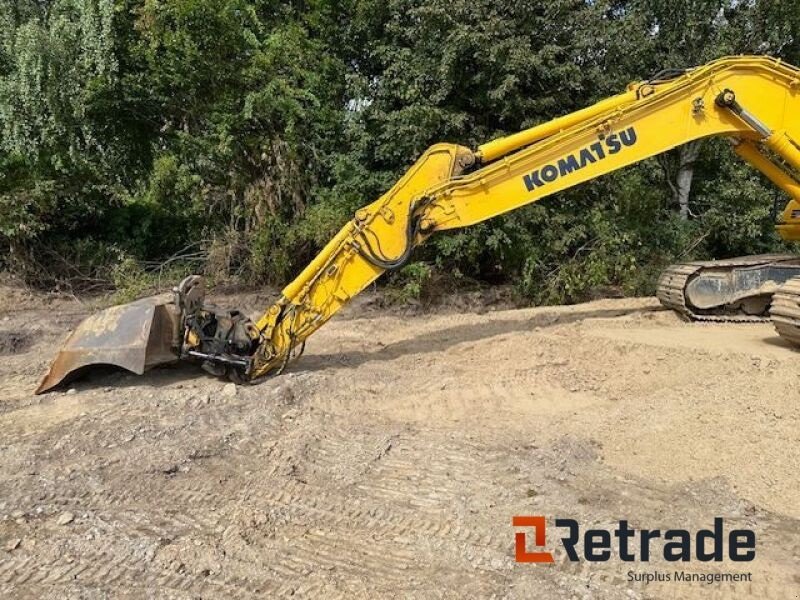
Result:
[0, 285, 798, 599]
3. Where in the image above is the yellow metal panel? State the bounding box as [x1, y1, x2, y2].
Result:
[733, 140, 800, 201]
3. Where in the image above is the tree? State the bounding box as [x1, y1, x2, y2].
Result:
[599, 0, 760, 220]
[0, 0, 797, 303]
[0, 0, 349, 283]
[0, 0, 121, 272]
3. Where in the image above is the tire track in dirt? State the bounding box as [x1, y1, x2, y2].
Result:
[2, 294, 799, 598]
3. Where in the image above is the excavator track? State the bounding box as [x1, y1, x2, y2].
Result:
[657, 263, 706, 319]
[769, 276, 800, 345]
[657, 254, 800, 323]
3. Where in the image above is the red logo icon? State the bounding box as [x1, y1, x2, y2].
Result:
[513, 516, 555, 563]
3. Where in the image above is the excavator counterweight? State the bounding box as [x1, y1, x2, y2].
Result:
[37, 55, 800, 392]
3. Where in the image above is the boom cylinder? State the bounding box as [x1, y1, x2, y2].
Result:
[733, 140, 800, 201]
[717, 89, 800, 184]
[476, 89, 638, 163]
[765, 130, 800, 174]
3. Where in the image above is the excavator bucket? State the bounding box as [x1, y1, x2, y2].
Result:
[36, 293, 182, 394]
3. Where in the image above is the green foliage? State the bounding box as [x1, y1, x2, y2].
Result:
[109, 254, 206, 304]
[109, 256, 150, 302]
[386, 261, 433, 304]
[1, 0, 800, 305]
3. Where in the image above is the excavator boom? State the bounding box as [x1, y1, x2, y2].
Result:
[38, 55, 800, 392]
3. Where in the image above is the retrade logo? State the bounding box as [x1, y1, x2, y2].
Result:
[513, 516, 756, 563]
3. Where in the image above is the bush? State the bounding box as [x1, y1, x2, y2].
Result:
[386, 261, 433, 304]
[3, 0, 800, 308]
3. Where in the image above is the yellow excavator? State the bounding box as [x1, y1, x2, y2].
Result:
[36, 55, 800, 393]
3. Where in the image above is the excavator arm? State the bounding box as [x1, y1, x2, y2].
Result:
[37, 56, 800, 392]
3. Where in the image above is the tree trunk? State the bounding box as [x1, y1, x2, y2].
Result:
[674, 140, 703, 220]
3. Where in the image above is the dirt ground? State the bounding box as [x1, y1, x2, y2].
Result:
[0, 284, 798, 599]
